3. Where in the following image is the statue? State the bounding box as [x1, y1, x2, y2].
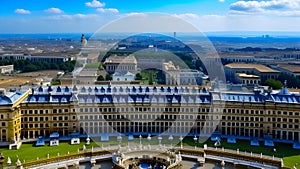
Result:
[81, 34, 88, 47]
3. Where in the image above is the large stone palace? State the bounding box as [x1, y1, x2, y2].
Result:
[0, 84, 299, 146]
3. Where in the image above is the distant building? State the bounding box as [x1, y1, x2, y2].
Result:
[281, 52, 300, 60]
[180, 69, 208, 85]
[137, 58, 165, 70]
[0, 54, 26, 60]
[73, 69, 98, 85]
[225, 63, 279, 84]
[163, 61, 207, 85]
[235, 73, 260, 85]
[28, 55, 72, 63]
[104, 55, 137, 74]
[112, 71, 135, 82]
[0, 54, 73, 63]
[0, 65, 13, 74]
[221, 55, 255, 64]
[276, 64, 300, 79]
[162, 61, 180, 85]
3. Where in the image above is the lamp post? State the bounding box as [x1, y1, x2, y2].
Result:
[168, 135, 173, 148]
[147, 134, 151, 147]
[117, 135, 122, 148]
[158, 136, 162, 146]
[139, 135, 142, 146]
[179, 136, 183, 148]
[193, 135, 198, 149]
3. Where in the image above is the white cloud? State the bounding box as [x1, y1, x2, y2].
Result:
[48, 14, 98, 20]
[85, 0, 105, 8]
[230, 0, 300, 14]
[97, 8, 119, 14]
[14, 9, 31, 14]
[124, 12, 147, 17]
[219, 0, 225, 2]
[173, 13, 200, 19]
[44, 8, 63, 14]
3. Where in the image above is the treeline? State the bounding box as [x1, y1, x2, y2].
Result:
[278, 73, 300, 88]
[264, 73, 300, 89]
[0, 59, 76, 73]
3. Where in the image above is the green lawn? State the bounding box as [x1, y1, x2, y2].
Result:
[0, 140, 99, 166]
[182, 137, 300, 169]
[0, 137, 299, 168]
[84, 62, 102, 69]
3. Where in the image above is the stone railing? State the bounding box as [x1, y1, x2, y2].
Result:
[18, 143, 286, 169]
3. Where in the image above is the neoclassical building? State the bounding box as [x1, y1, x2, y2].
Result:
[0, 84, 299, 146]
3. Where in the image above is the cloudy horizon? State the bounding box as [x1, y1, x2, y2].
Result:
[1, 0, 300, 34]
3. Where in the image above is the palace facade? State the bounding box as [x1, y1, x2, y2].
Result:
[0, 84, 299, 145]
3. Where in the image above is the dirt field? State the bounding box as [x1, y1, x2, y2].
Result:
[0, 70, 60, 90]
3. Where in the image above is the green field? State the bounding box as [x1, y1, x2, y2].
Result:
[84, 62, 102, 69]
[0, 137, 299, 168]
[182, 137, 300, 169]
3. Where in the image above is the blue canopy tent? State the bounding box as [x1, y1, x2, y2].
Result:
[293, 142, 300, 149]
[250, 139, 260, 146]
[227, 136, 236, 144]
[264, 139, 274, 147]
[128, 134, 134, 141]
[36, 136, 45, 146]
[101, 135, 109, 142]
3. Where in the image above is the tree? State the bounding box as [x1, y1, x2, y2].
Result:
[97, 75, 105, 81]
[106, 74, 112, 81]
[23, 64, 37, 72]
[135, 73, 142, 80]
[278, 73, 300, 88]
[264, 78, 283, 90]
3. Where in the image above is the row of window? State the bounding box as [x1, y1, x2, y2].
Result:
[79, 121, 216, 128]
[22, 123, 50, 128]
[222, 116, 264, 122]
[274, 123, 299, 129]
[22, 116, 77, 122]
[78, 107, 211, 113]
[224, 109, 264, 115]
[22, 109, 73, 115]
[222, 122, 263, 128]
[78, 114, 220, 121]
[20, 108, 300, 117]
[267, 110, 300, 116]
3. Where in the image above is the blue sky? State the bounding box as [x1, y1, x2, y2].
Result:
[1, 0, 300, 33]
